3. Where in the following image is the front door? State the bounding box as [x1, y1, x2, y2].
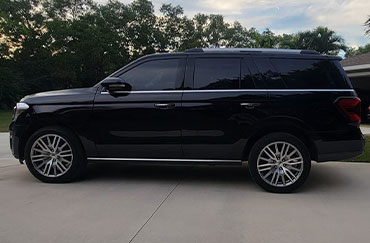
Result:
[92, 56, 185, 159]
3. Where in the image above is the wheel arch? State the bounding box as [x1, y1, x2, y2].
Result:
[241, 117, 318, 162]
[19, 114, 88, 161]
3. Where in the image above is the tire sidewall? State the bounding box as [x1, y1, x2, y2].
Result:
[248, 133, 311, 193]
[24, 126, 86, 183]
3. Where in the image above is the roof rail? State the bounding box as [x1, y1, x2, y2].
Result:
[184, 48, 203, 53]
[184, 48, 319, 55]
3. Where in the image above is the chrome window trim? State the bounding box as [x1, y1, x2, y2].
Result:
[87, 157, 240, 163]
[100, 89, 355, 95]
[100, 90, 183, 94]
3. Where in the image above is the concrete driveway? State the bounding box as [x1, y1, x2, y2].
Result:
[1, 132, 370, 243]
[361, 124, 370, 135]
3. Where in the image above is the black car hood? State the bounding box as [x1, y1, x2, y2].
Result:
[21, 87, 98, 105]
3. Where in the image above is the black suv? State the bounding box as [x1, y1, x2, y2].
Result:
[9, 48, 364, 192]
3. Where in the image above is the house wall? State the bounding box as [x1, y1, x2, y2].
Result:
[351, 76, 370, 122]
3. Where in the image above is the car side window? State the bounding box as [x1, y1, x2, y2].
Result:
[253, 57, 286, 89]
[270, 58, 350, 89]
[193, 58, 240, 90]
[241, 58, 257, 89]
[119, 59, 181, 91]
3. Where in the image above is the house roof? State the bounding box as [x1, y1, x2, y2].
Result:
[341, 52, 370, 67]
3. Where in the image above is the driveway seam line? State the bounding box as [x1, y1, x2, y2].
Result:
[128, 180, 180, 243]
[0, 164, 20, 169]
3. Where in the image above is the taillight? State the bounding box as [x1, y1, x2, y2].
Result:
[336, 98, 361, 123]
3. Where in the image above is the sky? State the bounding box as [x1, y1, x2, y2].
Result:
[96, 0, 370, 48]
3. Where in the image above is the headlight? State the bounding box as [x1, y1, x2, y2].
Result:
[13, 102, 29, 120]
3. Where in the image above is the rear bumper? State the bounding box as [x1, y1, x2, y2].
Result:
[315, 138, 364, 162]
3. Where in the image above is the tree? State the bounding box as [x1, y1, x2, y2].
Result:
[0, 0, 53, 98]
[44, 0, 130, 88]
[43, 0, 95, 20]
[366, 16, 370, 36]
[225, 23, 259, 48]
[0, 0, 349, 109]
[346, 44, 370, 57]
[0, 59, 23, 109]
[158, 4, 194, 51]
[294, 26, 347, 55]
[256, 28, 280, 48]
[311, 26, 347, 54]
[278, 33, 300, 49]
[127, 0, 161, 58]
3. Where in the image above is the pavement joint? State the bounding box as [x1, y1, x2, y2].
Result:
[128, 180, 181, 243]
[0, 164, 19, 169]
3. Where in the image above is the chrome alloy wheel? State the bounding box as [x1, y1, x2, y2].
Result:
[257, 141, 304, 187]
[30, 134, 73, 177]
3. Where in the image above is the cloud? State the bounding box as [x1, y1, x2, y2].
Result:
[96, 0, 370, 47]
[304, 0, 370, 47]
[202, 0, 370, 46]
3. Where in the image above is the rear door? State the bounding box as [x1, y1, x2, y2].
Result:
[181, 55, 268, 160]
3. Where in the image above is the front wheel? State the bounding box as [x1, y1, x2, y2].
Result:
[24, 126, 86, 183]
[248, 133, 311, 193]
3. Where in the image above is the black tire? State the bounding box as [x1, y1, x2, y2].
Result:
[248, 132, 311, 193]
[24, 126, 86, 183]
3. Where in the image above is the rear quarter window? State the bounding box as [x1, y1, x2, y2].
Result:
[270, 58, 351, 89]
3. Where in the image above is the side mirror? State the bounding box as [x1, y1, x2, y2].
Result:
[101, 77, 132, 93]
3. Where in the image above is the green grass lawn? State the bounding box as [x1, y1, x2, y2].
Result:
[345, 135, 370, 163]
[0, 110, 12, 132]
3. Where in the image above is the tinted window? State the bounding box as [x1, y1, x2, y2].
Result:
[193, 58, 240, 89]
[241, 58, 255, 89]
[270, 58, 350, 89]
[253, 57, 286, 89]
[120, 59, 181, 91]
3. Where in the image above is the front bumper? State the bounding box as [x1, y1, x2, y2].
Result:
[9, 122, 25, 163]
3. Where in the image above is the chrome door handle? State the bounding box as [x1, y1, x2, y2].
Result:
[154, 103, 175, 109]
[240, 103, 261, 109]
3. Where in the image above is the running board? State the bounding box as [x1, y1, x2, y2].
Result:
[87, 157, 242, 165]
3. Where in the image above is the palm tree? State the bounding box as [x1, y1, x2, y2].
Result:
[366, 16, 370, 36]
[312, 26, 347, 55]
[296, 26, 346, 55]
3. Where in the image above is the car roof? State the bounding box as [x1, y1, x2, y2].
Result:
[108, 48, 340, 78]
[141, 48, 341, 60]
[184, 48, 318, 55]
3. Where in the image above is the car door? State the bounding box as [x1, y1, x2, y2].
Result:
[91, 56, 185, 159]
[181, 55, 268, 160]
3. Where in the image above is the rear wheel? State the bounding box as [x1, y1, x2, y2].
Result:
[24, 126, 86, 183]
[248, 133, 311, 193]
